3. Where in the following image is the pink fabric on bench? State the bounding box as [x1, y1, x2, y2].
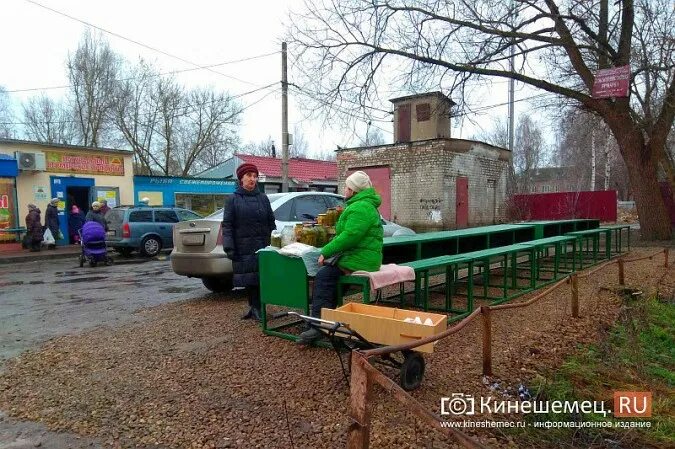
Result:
[351, 263, 416, 291]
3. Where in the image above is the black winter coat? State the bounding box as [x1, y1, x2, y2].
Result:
[222, 186, 276, 287]
[85, 210, 108, 231]
[45, 204, 59, 235]
[25, 209, 43, 242]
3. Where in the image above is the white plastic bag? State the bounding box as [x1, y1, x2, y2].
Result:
[42, 228, 55, 246]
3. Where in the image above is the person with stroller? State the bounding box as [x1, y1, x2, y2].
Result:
[45, 198, 60, 250]
[69, 205, 85, 244]
[298, 171, 384, 345]
[85, 201, 108, 231]
[25, 204, 43, 252]
[222, 163, 276, 322]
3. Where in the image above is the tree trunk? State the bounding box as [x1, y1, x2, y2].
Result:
[590, 129, 596, 191]
[604, 140, 611, 191]
[620, 139, 672, 240]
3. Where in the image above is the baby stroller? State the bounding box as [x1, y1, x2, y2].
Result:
[79, 221, 113, 267]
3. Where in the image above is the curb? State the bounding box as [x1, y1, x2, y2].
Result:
[0, 250, 82, 265]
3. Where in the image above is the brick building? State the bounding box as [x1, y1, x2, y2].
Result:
[336, 93, 511, 231]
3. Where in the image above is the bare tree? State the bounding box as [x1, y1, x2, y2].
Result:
[477, 115, 545, 194]
[242, 136, 277, 157]
[313, 147, 337, 161]
[514, 115, 545, 193]
[359, 124, 387, 146]
[22, 95, 76, 144]
[289, 0, 675, 239]
[0, 86, 14, 138]
[110, 56, 243, 176]
[290, 125, 310, 157]
[173, 88, 242, 176]
[557, 108, 630, 197]
[67, 30, 119, 147]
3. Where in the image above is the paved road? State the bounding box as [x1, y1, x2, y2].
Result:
[0, 256, 220, 449]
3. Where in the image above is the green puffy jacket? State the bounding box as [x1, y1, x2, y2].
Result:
[321, 187, 383, 272]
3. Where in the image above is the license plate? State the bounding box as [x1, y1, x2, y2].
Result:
[106, 230, 116, 236]
[182, 234, 205, 246]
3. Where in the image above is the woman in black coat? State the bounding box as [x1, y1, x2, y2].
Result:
[222, 163, 276, 321]
[45, 198, 60, 249]
[25, 204, 43, 252]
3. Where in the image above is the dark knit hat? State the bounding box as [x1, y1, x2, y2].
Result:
[236, 163, 259, 180]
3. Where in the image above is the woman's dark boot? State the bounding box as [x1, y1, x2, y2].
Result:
[241, 308, 253, 320]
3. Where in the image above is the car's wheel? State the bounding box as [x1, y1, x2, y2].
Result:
[116, 248, 133, 258]
[202, 276, 234, 293]
[140, 236, 161, 257]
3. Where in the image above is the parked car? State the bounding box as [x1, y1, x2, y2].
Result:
[106, 206, 202, 257]
[171, 191, 415, 292]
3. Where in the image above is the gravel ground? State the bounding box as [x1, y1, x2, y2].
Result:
[0, 248, 672, 449]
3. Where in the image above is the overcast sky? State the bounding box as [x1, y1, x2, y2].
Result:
[1, 0, 545, 156]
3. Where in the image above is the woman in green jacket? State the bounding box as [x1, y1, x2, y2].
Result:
[298, 171, 383, 344]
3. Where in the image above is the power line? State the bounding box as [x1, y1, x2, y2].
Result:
[0, 83, 279, 126]
[3, 51, 280, 94]
[24, 0, 269, 87]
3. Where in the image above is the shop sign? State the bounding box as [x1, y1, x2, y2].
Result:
[45, 151, 125, 176]
[592, 65, 630, 98]
[145, 176, 234, 186]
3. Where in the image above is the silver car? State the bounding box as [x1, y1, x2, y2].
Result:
[170, 191, 414, 292]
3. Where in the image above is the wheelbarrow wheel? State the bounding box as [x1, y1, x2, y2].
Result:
[399, 351, 425, 391]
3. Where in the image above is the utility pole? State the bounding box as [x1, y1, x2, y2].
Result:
[507, 0, 516, 155]
[281, 42, 289, 192]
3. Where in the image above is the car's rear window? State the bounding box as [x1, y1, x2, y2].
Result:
[154, 210, 179, 223]
[107, 209, 125, 226]
[129, 210, 153, 223]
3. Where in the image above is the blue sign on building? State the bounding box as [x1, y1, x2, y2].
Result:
[133, 176, 236, 216]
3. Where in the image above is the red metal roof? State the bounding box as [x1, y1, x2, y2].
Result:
[236, 154, 337, 183]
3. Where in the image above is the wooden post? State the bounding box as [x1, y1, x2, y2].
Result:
[618, 258, 625, 285]
[571, 275, 579, 318]
[481, 306, 492, 376]
[347, 352, 372, 449]
[665, 248, 669, 268]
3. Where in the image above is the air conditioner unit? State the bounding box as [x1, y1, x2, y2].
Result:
[15, 151, 46, 171]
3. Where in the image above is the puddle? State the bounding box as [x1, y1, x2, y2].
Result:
[160, 286, 198, 293]
[54, 276, 107, 284]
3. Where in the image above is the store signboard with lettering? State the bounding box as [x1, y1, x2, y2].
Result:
[45, 151, 125, 176]
[592, 65, 630, 98]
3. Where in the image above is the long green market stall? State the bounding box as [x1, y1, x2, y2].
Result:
[259, 220, 631, 339]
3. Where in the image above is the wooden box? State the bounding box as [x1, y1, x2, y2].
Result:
[321, 303, 447, 353]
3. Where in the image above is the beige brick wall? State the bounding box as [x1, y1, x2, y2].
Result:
[337, 139, 510, 231]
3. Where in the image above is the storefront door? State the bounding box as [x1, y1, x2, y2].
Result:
[51, 176, 95, 245]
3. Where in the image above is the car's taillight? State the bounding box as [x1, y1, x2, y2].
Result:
[122, 223, 131, 238]
[216, 223, 223, 246]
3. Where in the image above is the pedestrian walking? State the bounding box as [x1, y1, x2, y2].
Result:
[25, 204, 43, 252]
[45, 198, 60, 250]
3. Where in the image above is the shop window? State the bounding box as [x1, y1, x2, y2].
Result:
[175, 193, 229, 217]
[129, 210, 153, 223]
[154, 210, 179, 223]
[0, 178, 18, 241]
